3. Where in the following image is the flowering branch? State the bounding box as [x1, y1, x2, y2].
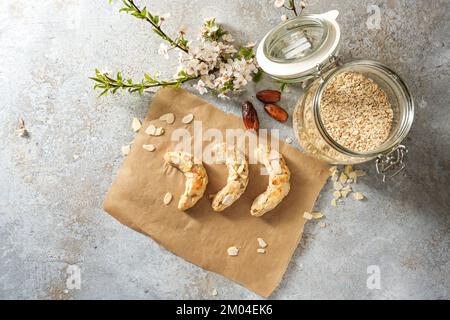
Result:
[92, 1, 260, 97]
[274, 0, 306, 19]
[90, 69, 198, 96]
[118, 0, 189, 52]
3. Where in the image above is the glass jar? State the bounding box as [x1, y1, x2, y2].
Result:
[256, 10, 414, 180]
[293, 60, 414, 165]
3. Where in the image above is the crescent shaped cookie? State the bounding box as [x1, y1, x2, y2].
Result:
[250, 145, 291, 217]
[211, 143, 249, 212]
[164, 151, 208, 211]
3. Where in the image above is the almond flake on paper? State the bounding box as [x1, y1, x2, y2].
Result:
[182, 114, 194, 124]
[159, 113, 175, 124]
[142, 144, 156, 152]
[257, 248, 266, 254]
[145, 124, 165, 136]
[311, 211, 323, 219]
[212, 289, 218, 296]
[257, 237, 267, 248]
[303, 211, 313, 220]
[131, 117, 142, 132]
[227, 246, 239, 256]
[163, 192, 173, 205]
[339, 172, 348, 184]
[333, 190, 342, 199]
[17, 117, 28, 137]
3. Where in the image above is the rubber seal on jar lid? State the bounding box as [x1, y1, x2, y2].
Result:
[256, 10, 341, 82]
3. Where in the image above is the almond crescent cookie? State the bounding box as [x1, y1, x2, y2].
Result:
[250, 145, 291, 216]
[211, 143, 249, 212]
[164, 151, 208, 211]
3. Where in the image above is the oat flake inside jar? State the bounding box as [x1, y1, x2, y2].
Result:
[256, 10, 414, 181]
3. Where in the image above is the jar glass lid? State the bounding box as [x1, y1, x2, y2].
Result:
[256, 10, 341, 81]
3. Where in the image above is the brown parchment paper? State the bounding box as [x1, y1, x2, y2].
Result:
[103, 88, 330, 297]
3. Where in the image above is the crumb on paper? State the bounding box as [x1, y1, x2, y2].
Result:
[121, 145, 130, 156]
[227, 246, 239, 256]
[257, 248, 266, 254]
[257, 237, 267, 248]
[145, 124, 165, 136]
[131, 117, 141, 132]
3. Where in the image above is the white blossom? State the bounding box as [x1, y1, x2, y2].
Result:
[274, 0, 285, 8]
[281, 14, 288, 22]
[194, 79, 208, 95]
[222, 33, 234, 43]
[158, 43, 169, 59]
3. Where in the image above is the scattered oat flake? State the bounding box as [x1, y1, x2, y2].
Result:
[331, 198, 337, 207]
[212, 289, 218, 296]
[354, 170, 367, 177]
[353, 192, 365, 200]
[303, 211, 313, 220]
[285, 137, 293, 144]
[227, 246, 239, 256]
[163, 192, 173, 205]
[121, 145, 130, 156]
[333, 181, 343, 191]
[257, 248, 266, 254]
[142, 144, 156, 152]
[333, 190, 341, 199]
[131, 117, 141, 132]
[344, 165, 353, 175]
[311, 211, 323, 219]
[339, 172, 348, 184]
[182, 114, 194, 124]
[257, 237, 267, 248]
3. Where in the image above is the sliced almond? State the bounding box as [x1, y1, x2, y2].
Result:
[257, 248, 266, 254]
[163, 192, 173, 205]
[145, 124, 165, 136]
[182, 114, 194, 124]
[131, 117, 141, 132]
[159, 113, 175, 124]
[257, 237, 267, 248]
[212, 289, 218, 296]
[121, 145, 130, 156]
[227, 246, 239, 256]
[142, 144, 156, 152]
[303, 211, 313, 220]
[352, 192, 365, 201]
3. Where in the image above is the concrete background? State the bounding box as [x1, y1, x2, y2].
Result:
[0, 0, 449, 299]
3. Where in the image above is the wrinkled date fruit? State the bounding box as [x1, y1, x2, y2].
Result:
[242, 101, 259, 131]
[256, 90, 281, 104]
[264, 104, 289, 122]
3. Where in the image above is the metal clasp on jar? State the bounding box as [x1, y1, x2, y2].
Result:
[375, 145, 408, 182]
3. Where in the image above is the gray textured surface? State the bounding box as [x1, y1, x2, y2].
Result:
[0, 0, 449, 300]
